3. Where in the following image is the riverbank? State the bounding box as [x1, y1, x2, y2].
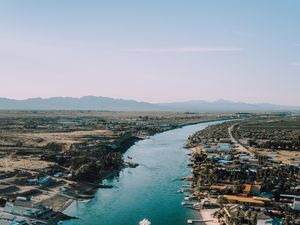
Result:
[185, 116, 300, 225]
[62, 121, 228, 225]
[0, 112, 236, 224]
[58, 119, 233, 205]
[199, 209, 219, 225]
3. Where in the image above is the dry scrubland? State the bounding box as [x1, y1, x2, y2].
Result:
[0, 110, 228, 180]
[232, 114, 300, 165]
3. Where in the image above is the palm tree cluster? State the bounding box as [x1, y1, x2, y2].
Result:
[192, 151, 300, 193]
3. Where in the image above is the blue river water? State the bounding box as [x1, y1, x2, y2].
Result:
[63, 120, 224, 225]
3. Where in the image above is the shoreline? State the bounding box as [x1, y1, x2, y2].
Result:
[199, 209, 220, 225]
[27, 118, 231, 220]
[185, 115, 300, 225]
[59, 199, 74, 212]
[61, 118, 233, 218]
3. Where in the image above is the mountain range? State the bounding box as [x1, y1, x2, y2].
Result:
[0, 96, 299, 112]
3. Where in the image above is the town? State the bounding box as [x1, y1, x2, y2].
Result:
[184, 114, 300, 225]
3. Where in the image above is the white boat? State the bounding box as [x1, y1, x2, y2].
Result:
[139, 218, 151, 225]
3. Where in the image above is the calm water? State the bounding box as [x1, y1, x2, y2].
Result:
[63, 120, 224, 225]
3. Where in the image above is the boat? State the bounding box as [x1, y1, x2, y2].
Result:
[139, 218, 151, 225]
[177, 189, 184, 193]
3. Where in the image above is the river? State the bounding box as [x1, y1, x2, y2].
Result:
[63, 120, 225, 225]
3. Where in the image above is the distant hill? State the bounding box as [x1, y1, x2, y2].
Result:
[0, 96, 166, 111]
[158, 99, 300, 112]
[0, 96, 299, 112]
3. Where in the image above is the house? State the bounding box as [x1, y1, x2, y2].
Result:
[240, 156, 251, 161]
[244, 184, 251, 194]
[243, 184, 261, 195]
[221, 155, 231, 161]
[217, 160, 231, 165]
[53, 172, 63, 178]
[219, 146, 231, 153]
[203, 148, 218, 153]
[280, 194, 300, 204]
[293, 197, 300, 211]
[217, 143, 231, 152]
[211, 185, 228, 190]
[210, 185, 229, 193]
[26, 178, 37, 185]
[258, 192, 273, 199]
[0, 211, 30, 225]
[3, 203, 52, 218]
[217, 143, 231, 147]
[207, 155, 219, 160]
[38, 176, 54, 186]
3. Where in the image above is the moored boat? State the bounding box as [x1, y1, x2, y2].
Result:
[139, 218, 151, 225]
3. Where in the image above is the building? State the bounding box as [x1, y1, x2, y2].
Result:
[0, 211, 30, 225]
[211, 185, 229, 193]
[243, 184, 261, 195]
[293, 197, 300, 211]
[3, 203, 52, 218]
[217, 160, 231, 165]
[203, 147, 218, 153]
[223, 195, 265, 206]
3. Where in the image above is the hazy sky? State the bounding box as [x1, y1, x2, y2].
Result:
[0, 1, 299, 105]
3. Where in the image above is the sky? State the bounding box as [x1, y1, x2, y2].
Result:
[0, 0, 299, 105]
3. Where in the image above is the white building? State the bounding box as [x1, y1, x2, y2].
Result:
[293, 197, 300, 211]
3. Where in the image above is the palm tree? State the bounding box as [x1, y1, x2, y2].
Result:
[245, 210, 252, 225]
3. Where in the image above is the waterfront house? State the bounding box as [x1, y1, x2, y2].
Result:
[0, 211, 30, 225]
[26, 178, 37, 185]
[38, 176, 53, 186]
[221, 155, 232, 161]
[258, 193, 273, 200]
[203, 147, 218, 153]
[240, 156, 251, 161]
[219, 146, 231, 153]
[3, 203, 52, 218]
[217, 143, 231, 147]
[217, 160, 231, 165]
[293, 197, 300, 211]
[207, 155, 219, 160]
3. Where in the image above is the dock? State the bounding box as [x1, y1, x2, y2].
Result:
[187, 219, 213, 224]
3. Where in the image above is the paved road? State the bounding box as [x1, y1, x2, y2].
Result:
[228, 124, 254, 157]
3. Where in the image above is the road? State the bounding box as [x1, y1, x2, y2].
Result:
[228, 124, 254, 157]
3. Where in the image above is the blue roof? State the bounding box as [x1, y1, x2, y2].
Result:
[259, 192, 273, 199]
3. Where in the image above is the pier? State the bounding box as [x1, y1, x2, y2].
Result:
[187, 219, 213, 224]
